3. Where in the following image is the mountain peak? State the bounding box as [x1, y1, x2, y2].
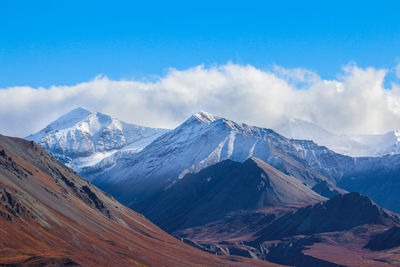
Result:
[57, 107, 92, 124]
[27, 107, 92, 141]
[50, 107, 91, 125]
[26, 108, 169, 170]
[193, 111, 221, 124]
[68, 106, 91, 114]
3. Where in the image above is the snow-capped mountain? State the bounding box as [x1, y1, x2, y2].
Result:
[27, 107, 169, 171]
[275, 118, 400, 157]
[90, 111, 339, 205]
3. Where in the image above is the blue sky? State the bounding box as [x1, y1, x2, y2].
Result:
[1, 0, 399, 88]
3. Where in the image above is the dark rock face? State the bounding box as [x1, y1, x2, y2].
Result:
[365, 226, 400, 251]
[0, 188, 32, 221]
[81, 185, 104, 210]
[0, 150, 31, 180]
[80, 185, 113, 219]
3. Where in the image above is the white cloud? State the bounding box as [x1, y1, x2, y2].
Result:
[0, 63, 399, 137]
[396, 63, 400, 79]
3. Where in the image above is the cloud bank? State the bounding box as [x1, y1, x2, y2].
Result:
[1, 63, 400, 137]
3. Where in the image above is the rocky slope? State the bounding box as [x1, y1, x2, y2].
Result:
[0, 134, 277, 266]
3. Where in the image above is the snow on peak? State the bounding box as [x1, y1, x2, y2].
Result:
[56, 107, 92, 125]
[49, 107, 91, 127]
[193, 111, 221, 124]
[27, 107, 92, 142]
[189, 111, 262, 134]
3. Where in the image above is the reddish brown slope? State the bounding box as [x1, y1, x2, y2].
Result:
[0, 135, 279, 267]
